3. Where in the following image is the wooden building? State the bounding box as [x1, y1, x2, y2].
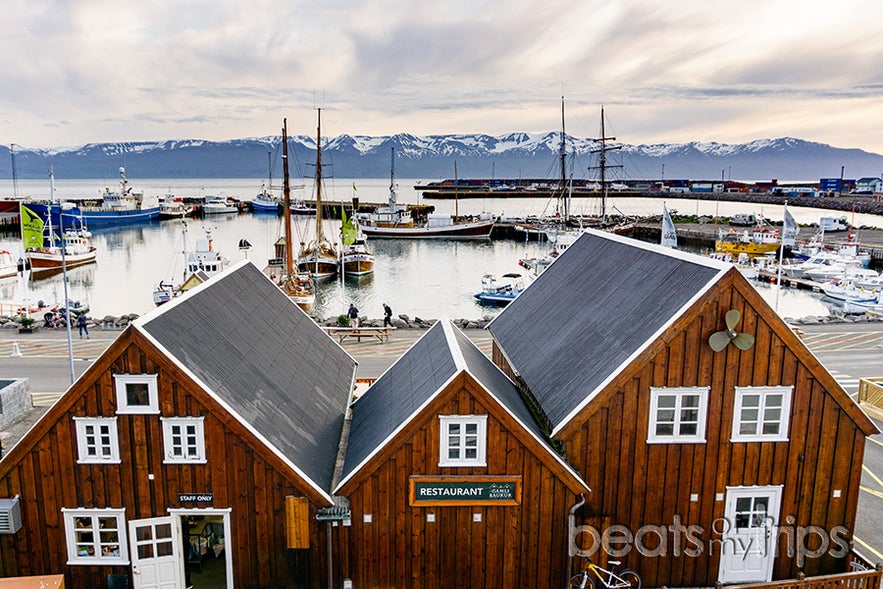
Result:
[487, 229, 880, 586]
[0, 260, 357, 589]
[334, 320, 589, 589]
[0, 231, 877, 589]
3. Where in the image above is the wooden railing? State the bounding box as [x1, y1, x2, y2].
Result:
[724, 567, 882, 589]
[858, 377, 883, 412]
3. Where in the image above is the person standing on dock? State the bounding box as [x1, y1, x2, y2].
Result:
[383, 303, 392, 327]
[348, 303, 360, 328]
[77, 313, 90, 339]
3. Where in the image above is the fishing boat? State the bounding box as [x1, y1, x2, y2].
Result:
[341, 208, 374, 276]
[152, 223, 230, 305]
[251, 187, 280, 214]
[297, 109, 339, 278]
[268, 118, 315, 311]
[359, 148, 495, 239]
[714, 219, 780, 257]
[473, 272, 526, 305]
[157, 193, 188, 219]
[54, 167, 160, 227]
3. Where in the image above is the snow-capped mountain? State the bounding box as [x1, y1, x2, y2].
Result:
[1, 135, 881, 182]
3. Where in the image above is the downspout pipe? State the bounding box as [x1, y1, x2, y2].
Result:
[567, 493, 587, 582]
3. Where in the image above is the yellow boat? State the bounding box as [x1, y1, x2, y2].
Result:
[715, 226, 780, 257]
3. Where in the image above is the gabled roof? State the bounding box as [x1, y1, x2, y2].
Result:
[134, 260, 356, 501]
[488, 230, 730, 434]
[336, 320, 587, 493]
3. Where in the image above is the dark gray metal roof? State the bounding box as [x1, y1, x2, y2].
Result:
[488, 230, 726, 431]
[338, 320, 562, 488]
[138, 261, 356, 497]
[339, 322, 456, 485]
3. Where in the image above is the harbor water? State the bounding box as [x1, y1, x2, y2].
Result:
[2, 178, 881, 322]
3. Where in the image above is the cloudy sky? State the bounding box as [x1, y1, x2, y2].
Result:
[2, 0, 882, 152]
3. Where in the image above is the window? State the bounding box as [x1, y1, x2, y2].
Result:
[62, 508, 128, 565]
[161, 417, 206, 463]
[439, 415, 487, 466]
[114, 374, 159, 414]
[648, 387, 709, 443]
[732, 386, 792, 442]
[73, 417, 120, 464]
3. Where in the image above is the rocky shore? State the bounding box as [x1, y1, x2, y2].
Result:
[1, 310, 880, 334]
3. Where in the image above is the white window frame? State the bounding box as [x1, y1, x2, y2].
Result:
[732, 386, 792, 442]
[161, 417, 207, 463]
[648, 387, 709, 444]
[61, 508, 129, 565]
[73, 417, 121, 464]
[114, 374, 159, 414]
[439, 415, 487, 467]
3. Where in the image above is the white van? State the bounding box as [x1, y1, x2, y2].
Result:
[819, 216, 849, 231]
[730, 214, 757, 227]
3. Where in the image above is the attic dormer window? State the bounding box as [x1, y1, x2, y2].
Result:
[114, 374, 159, 414]
[438, 415, 487, 467]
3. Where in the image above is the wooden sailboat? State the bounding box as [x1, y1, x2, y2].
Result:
[23, 171, 97, 278]
[341, 204, 374, 276]
[275, 118, 315, 311]
[297, 109, 339, 277]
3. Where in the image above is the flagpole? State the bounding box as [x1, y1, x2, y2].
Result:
[49, 168, 76, 383]
[775, 201, 788, 313]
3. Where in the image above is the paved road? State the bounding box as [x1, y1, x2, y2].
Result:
[1, 322, 881, 563]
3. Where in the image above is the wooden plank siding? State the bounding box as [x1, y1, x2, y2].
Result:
[0, 328, 332, 589]
[337, 373, 587, 589]
[554, 273, 873, 587]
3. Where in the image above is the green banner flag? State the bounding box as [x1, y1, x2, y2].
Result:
[20, 204, 44, 249]
[341, 207, 356, 246]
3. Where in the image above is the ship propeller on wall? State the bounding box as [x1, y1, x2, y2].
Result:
[708, 309, 755, 352]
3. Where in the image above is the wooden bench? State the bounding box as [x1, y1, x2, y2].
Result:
[322, 326, 395, 344]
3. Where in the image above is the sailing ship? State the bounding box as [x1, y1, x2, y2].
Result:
[358, 147, 495, 239]
[340, 206, 374, 276]
[270, 118, 315, 311]
[296, 109, 339, 278]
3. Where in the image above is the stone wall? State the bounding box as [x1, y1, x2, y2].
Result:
[0, 379, 32, 430]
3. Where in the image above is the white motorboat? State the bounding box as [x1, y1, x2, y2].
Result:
[203, 195, 238, 215]
[473, 273, 527, 305]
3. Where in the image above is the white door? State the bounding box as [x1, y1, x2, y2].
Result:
[129, 516, 185, 589]
[718, 486, 782, 583]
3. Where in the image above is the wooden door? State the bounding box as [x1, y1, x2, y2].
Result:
[129, 516, 184, 589]
[718, 486, 782, 583]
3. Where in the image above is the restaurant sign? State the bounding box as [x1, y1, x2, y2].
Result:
[409, 476, 521, 506]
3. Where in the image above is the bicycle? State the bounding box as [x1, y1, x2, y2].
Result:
[569, 557, 641, 589]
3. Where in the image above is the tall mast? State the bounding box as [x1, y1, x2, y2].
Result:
[388, 147, 396, 209]
[315, 108, 324, 241]
[559, 96, 567, 220]
[10, 144, 18, 199]
[454, 161, 459, 221]
[282, 119, 294, 275]
[588, 105, 622, 225]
